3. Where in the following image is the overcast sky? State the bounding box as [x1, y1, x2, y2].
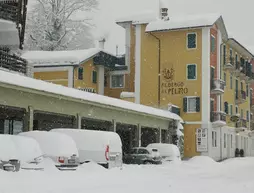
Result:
[28, 0, 254, 54]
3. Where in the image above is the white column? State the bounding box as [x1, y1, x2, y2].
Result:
[135, 25, 141, 104]
[28, 106, 34, 131]
[112, 119, 116, 132]
[68, 67, 74, 88]
[138, 124, 142, 147]
[97, 65, 105, 95]
[77, 114, 81, 129]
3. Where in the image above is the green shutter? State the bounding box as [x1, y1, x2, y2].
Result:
[183, 98, 187, 112]
[224, 102, 228, 114]
[196, 97, 200, 112]
[92, 71, 97, 83]
[78, 67, 83, 80]
[188, 34, 196, 49]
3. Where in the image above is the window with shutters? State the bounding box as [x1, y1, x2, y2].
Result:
[224, 102, 228, 114]
[183, 97, 200, 113]
[186, 64, 197, 80]
[241, 109, 243, 118]
[92, 70, 97, 83]
[247, 111, 249, 122]
[111, 74, 124, 88]
[235, 106, 238, 114]
[210, 35, 216, 53]
[187, 33, 197, 49]
[78, 67, 83, 80]
[230, 74, 233, 89]
[223, 44, 226, 65]
[246, 84, 249, 97]
[229, 104, 233, 115]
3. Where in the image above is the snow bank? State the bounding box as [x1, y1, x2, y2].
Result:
[78, 161, 107, 173]
[187, 156, 219, 166]
[19, 131, 78, 157]
[146, 13, 221, 32]
[147, 143, 180, 161]
[0, 70, 183, 122]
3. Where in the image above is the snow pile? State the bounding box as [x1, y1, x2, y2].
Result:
[22, 48, 101, 65]
[19, 131, 79, 157]
[0, 70, 183, 122]
[78, 161, 107, 173]
[187, 156, 219, 166]
[147, 143, 180, 161]
[146, 13, 221, 32]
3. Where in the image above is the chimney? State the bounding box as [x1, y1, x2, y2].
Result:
[98, 38, 106, 49]
[159, 0, 169, 21]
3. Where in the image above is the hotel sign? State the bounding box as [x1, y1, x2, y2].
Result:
[196, 128, 208, 152]
[161, 68, 189, 95]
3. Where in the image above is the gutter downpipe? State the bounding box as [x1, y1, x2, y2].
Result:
[149, 32, 161, 108]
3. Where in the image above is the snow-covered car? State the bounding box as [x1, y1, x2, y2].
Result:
[147, 143, 181, 161]
[50, 129, 122, 169]
[0, 135, 20, 172]
[19, 131, 79, 171]
[123, 147, 162, 165]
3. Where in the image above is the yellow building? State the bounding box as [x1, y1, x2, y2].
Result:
[116, 2, 254, 160]
[22, 46, 131, 98]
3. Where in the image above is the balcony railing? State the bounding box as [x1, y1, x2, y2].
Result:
[0, 48, 27, 74]
[0, 2, 18, 23]
[0, 0, 28, 49]
[210, 111, 226, 123]
[235, 90, 246, 104]
[210, 79, 225, 95]
[236, 119, 247, 129]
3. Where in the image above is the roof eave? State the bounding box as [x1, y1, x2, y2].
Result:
[227, 38, 254, 58]
[146, 25, 213, 33]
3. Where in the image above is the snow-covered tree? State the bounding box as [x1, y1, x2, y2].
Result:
[25, 0, 98, 51]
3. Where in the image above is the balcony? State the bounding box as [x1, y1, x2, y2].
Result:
[210, 111, 227, 127]
[0, 48, 27, 74]
[235, 119, 247, 132]
[223, 57, 235, 71]
[0, 0, 28, 49]
[235, 90, 246, 104]
[245, 70, 254, 84]
[210, 79, 225, 95]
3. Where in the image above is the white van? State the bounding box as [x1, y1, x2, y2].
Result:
[19, 131, 79, 170]
[147, 143, 181, 161]
[50, 129, 122, 169]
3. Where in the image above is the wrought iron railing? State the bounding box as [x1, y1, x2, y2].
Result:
[211, 79, 225, 91]
[0, 0, 28, 49]
[0, 48, 27, 73]
[235, 90, 246, 101]
[210, 112, 226, 122]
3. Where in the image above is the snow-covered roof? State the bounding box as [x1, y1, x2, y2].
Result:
[21, 48, 116, 66]
[146, 13, 222, 32]
[0, 70, 183, 122]
[120, 92, 135, 98]
[116, 10, 158, 25]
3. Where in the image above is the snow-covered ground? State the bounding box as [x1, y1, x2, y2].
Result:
[1, 156, 254, 193]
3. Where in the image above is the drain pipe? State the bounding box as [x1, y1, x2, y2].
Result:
[149, 32, 161, 107]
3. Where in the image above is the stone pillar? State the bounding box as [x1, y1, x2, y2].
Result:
[76, 114, 82, 129]
[24, 106, 34, 132]
[157, 127, 162, 143]
[112, 119, 116, 132]
[97, 65, 105, 95]
[137, 124, 141, 147]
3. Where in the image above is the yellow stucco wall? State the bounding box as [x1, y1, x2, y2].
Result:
[73, 59, 98, 92]
[34, 71, 68, 80]
[184, 124, 201, 158]
[222, 42, 251, 128]
[140, 26, 202, 121]
[104, 73, 127, 98]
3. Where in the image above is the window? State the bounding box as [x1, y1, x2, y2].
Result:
[224, 72, 226, 86]
[224, 134, 226, 148]
[183, 97, 200, 113]
[212, 131, 217, 147]
[211, 35, 216, 53]
[187, 33, 197, 49]
[235, 54, 238, 66]
[111, 74, 124, 88]
[229, 104, 233, 115]
[247, 111, 249, 122]
[224, 102, 228, 114]
[235, 106, 238, 114]
[230, 74, 233, 89]
[187, 64, 197, 80]
[223, 44, 226, 65]
[78, 67, 83, 80]
[171, 106, 180, 116]
[246, 84, 249, 97]
[229, 48, 233, 59]
[138, 148, 149, 154]
[92, 70, 97, 83]
[241, 109, 243, 118]
[240, 82, 243, 91]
